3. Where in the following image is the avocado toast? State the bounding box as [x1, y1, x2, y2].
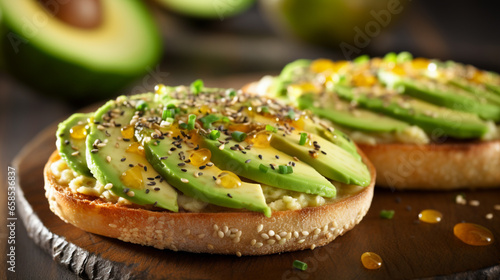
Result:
[44, 83, 375, 255]
[246, 53, 500, 190]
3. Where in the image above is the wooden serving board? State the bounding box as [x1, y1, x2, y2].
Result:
[14, 123, 500, 279]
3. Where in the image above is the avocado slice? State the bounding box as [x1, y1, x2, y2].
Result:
[297, 93, 410, 133]
[86, 97, 178, 212]
[202, 138, 336, 197]
[448, 78, 500, 106]
[335, 85, 489, 139]
[0, 0, 161, 102]
[270, 131, 371, 187]
[145, 138, 271, 217]
[56, 113, 93, 176]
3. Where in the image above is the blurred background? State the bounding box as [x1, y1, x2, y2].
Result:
[1, 0, 500, 278]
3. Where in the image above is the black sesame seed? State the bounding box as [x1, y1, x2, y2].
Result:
[178, 162, 186, 166]
[258, 154, 263, 160]
[199, 165, 206, 170]
[129, 164, 134, 167]
[227, 193, 233, 198]
[275, 155, 279, 159]
[198, 172, 203, 176]
[160, 156, 168, 160]
[270, 164, 275, 170]
[321, 151, 327, 155]
[245, 159, 251, 163]
[91, 149, 99, 153]
[241, 151, 247, 154]
[154, 187, 160, 191]
[155, 175, 161, 179]
[170, 147, 177, 151]
[123, 138, 130, 142]
[64, 139, 70, 145]
[123, 188, 130, 193]
[145, 189, 150, 194]
[181, 169, 187, 172]
[144, 166, 148, 172]
[121, 157, 126, 162]
[194, 145, 200, 150]
[213, 176, 217, 180]
[148, 182, 156, 186]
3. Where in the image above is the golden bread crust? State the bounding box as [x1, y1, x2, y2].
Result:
[44, 151, 375, 255]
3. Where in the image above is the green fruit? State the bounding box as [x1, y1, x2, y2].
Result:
[0, 0, 162, 102]
[156, 0, 255, 19]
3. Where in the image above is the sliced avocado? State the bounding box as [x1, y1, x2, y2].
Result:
[272, 59, 312, 96]
[297, 93, 410, 133]
[145, 138, 271, 217]
[335, 85, 489, 139]
[383, 75, 500, 122]
[202, 137, 336, 197]
[156, 0, 255, 19]
[56, 113, 93, 176]
[448, 78, 500, 106]
[86, 97, 178, 212]
[270, 131, 371, 186]
[0, 0, 161, 102]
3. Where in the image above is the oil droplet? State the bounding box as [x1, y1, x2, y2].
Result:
[418, 209, 443, 224]
[310, 59, 336, 73]
[361, 252, 382, 270]
[352, 73, 377, 87]
[251, 131, 272, 148]
[217, 171, 242, 189]
[120, 165, 144, 190]
[411, 58, 430, 70]
[126, 142, 145, 157]
[121, 125, 134, 139]
[454, 223, 494, 246]
[290, 116, 305, 130]
[229, 123, 252, 133]
[190, 148, 211, 166]
[199, 105, 211, 114]
[69, 124, 88, 139]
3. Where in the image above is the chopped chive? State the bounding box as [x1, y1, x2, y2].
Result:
[353, 54, 370, 64]
[293, 260, 308, 271]
[179, 123, 188, 129]
[190, 79, 204, 95]
[231, 131, 247, 142]
[383, 52, 397, 63]
[135, 100, 148, 111]
[396, 51, 413, 63]
[209, 130, 221, 140]
[162, 108, 176, 120]
[261, 106, 269, 113]
[222, 116, 230, 123]
[199, 114, 220, 129]
[299, 133, 307, 145]
[287, 165, 293, 174]
[265, 124, 277, 133]
[380, 210, 395, 219]
[187, 114, 196, 130]
[278, 165, 293, 174]
[166, 103, 176, 109]
[259, 164, 269, 173]
[227, 89, 236, 97]
[287, 109, 295, 120]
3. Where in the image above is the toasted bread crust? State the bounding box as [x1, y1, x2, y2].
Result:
[358, 140, 500, 190]
[44, 151, 375, 255]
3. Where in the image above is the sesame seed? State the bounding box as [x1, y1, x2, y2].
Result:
[321, 151, 327, 155]
[275, 235, 281, 241]
[178, 162, 186, 166]
[183, 229, 191, 235]
[154, 187, 160, 191]
[267, 239, 276, 245]
[145, 189, 150, 194]
[147, 182, 156, 186]
[297, 239, 305, 244]
[123, 188, 130, 193]
[219, 144, 225, 150]
[121, 157, 126, 162]
[104, 183, 113, 190]
[199, 165, 206, 170]
[181, 178, 189, 183]
[279, 231, 287, 237]
[236, 252, 242, 257]
[206, 162, 214, 167]
[310, 244, 316, 250]
[160, 156, 168, 160]
[275, 155, 279, 159]
[218, 231, 224, 238]
[494, 204, 500, 211]
[261, 233, 269, 239]
[257, 224, 264, 232]
[181, 169, 187, 172]
[106, 156, 111, 163]
[279, 239, 286, 245]
[213, 224, 219, 231]
[126, 190, 135, 197]
[469, 200, 480, 206]
[245, 159, 251, 163]
[71, 151, 80, 156]
[109, 224, 117, 228]
[129, 164, 134, 167]
[198, 234, 205, 239]
[258, 154, 263, 160]
[293, 231, 299, 238]
[485, 213, 493, 219]
[255, 242, 263, 248]
[302, 231, 309, 236]
[251, 239, 257, 246]
[227, 193, 232, 198]
[207, 244, 214, 250]
[313, 228, 321, 235]
[144, 166, 148, 172]
[91, 149, 99, 153]
[64, 139, 70, 145]
[268, 230, 275, 237]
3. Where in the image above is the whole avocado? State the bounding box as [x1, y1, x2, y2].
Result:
[0, 0, 162, 103]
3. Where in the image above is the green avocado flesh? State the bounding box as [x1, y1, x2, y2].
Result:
[0, 0, 161, 101]
[56, 113, 93, 176]
[274, 54, 500, 140]
[56, 85, 370, 216]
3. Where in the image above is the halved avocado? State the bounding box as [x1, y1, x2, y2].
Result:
[0, 0, 162, 102]
[155, 0, 255, 19]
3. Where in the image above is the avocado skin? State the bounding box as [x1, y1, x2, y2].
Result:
[202, 137, 336, 198]
[145, 139, 272, 217]
[335, 85, 489, 139]
[270, 132, 371, 187]
[86, 98, 178, 212]
[56, 113, 93, 176]
[0, 0, 162, 103]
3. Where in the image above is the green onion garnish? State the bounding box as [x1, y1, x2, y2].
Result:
[293, 260, 308, 271]
[179, 123, 188, 129]
[287, 109, 295, 120]
[190, 79, 204, 95]
[222, 116, 230, 123]
[209, 130, 220, 140]
[396, 51, 413, 63]
[135, 100, 148, 111]
[299, 133, 307, 145]
[353, 54, 370, 64]
[166, 103, 176, 109]
[199, 114, 220, 129]
[380, 210, 395, 219]
[383, 52, 397, 63]
[261, 106, 269, 113]
[278, 165, 293, 174]
[265, 124, 277, 133]
[227, 89, 236, 97]
[231, 131, 247, 142]
[259, 164, 269, 173]
[162, 108, 176, 120]
[187, 114, 196, 130]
